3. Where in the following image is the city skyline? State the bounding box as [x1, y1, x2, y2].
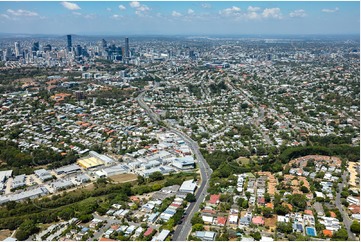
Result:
[0, 1, 359, 35]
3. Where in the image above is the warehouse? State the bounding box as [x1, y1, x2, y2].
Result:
[179, 180, 197, 194]
[34, 169, 53, 181]
[77, 156, 104, 169]
[102, 164, 129, 177]
[172, 156, 195, 170]
[55, 164, 81, 175]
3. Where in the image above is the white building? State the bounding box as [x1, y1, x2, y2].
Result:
[179, 180, 197, 194]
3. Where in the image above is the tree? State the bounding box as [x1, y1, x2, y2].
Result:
[277, 222, 293, 234]
[58, 207, 74, 220]
[264, 193, 271, 203]
[251, 232, 261, 241]
[185, 193, 196, 203]
[332, 228, 348, 241]
[192, 224, 204, 232]
[351, 221, 360, 234]
[274, 205, 289, 215]
[137, 175, 145, 185]
[263, 207, 273, 218]
[300, 186, 309, 193]
[15, 220, 39, 241]
[289, 194, 307, 211]
[149, 172, 164, 182]
[191, 213, 204, 225]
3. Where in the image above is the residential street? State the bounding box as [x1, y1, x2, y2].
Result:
[137, 89, 212, 241]
[335, 171, 356, 241]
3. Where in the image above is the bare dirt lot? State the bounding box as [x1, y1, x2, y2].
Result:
[265, 216, 277, 232]
[348, 162, 357, 187]
[0, 230, 12, 240]
[109, 173, 138, 183]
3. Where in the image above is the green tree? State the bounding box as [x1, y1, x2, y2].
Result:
[276, 222, 293, 234]
[15, 220, 39, 241]
[251, 232, 261, 241]
[137, 175, 145, 185]
[185, 193, 196, 202]
[149, 172, 164, 182]
[263, 207, 273, 218]
[300, 186, 309, 193]
[332, 228, 348, 241]
[351, 221, 360, 234]
[191, 213, 204, 225]
[192, 224, 204, 232]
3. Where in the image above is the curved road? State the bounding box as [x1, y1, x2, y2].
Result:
[136, 90, 212, 241]
[335, 171, 356, 241]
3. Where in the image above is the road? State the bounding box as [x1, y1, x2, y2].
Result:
[335, 171, 356, 241]
[137, 89, 212, 241]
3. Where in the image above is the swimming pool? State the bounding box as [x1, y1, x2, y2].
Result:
[306, 227, 317, 237]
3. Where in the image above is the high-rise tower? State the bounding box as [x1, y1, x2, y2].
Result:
[67, 35, 72, 51]
[125, 37, 130, 58]
[14, 41, 21, 57]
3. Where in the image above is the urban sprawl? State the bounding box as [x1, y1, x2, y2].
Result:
[0, 34, 359, 242]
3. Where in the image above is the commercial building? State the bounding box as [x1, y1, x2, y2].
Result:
[51, 179, 74, 192]
[172, 156, 195, 170]
[152, 230, 170, 241]
[55, 164, 81, 175]
[179, 179, 197, 194]
[12, 174, 26, 189]
[0, 170, 12, 182]
[102, 164, 129, 177]
[195, 231, 216, 241]
[34, 169, 53, 181]
[67, 35, 72, 52]
[77, 151, 116, 169]
[6, 187, 49, 202]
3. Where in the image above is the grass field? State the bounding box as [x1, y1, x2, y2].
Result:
[237, 157, 250, 165]
[109, 173, 138, 183]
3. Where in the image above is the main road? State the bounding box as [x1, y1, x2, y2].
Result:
[335, 171, 356, 241]
[136, 90, 212, 241]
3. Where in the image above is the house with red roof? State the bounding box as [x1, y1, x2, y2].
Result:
[322, 229, 333, 237]
[266, 203, 274, 209]
[304, 210, 313, 216]
[99, 238, 116, 241]
[214, 216, 227, 226]
[252, 216, 265, 226]
[130, 196, 140, 203]
[144, 228, 154, 237]
[208, 194, 221, 206]
[258, 197, 265, 206]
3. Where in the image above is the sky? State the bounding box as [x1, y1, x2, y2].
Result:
[0, 1, 359, 35]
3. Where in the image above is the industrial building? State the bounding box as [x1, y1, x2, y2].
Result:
[34, 169, 53, 181]
[179, 180, 197, 194]
[172, 156, 195, 170]
[55, 164, 81, 175]
[77, 151, 116, 169]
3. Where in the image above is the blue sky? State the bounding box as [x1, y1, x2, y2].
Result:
[0, 1, 359, 35]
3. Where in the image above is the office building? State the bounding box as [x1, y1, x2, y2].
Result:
[125, 37, 130, 58]
[14, 42, 21, 57]
[32, 42, 39, 52]
[102, 39, 107, 48]
[67, 35, 72, 51]
[43, 44, 52, 52]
